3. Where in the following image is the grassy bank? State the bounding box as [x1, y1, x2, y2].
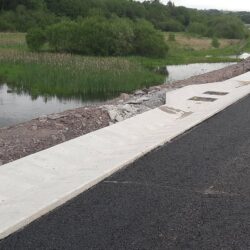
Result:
[0, 50, 164, 100]
[131, 33, 244, 70]
[0, 32, 247, 101]
[0, 33, 165, 100]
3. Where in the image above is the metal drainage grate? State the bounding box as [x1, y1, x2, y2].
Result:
[203, 91, 229, 96]
[189, 96, 217, 102]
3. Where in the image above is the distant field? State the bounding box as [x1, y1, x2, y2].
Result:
[0, 32, 26, 50]
[165, 33, 241, 50]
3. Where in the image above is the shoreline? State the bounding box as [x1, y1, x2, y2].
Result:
[1, 58, 250, 166]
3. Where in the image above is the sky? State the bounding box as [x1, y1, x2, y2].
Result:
[160, 0, 250, 11]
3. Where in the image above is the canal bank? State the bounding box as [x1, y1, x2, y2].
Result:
[1, 57, 250, 165]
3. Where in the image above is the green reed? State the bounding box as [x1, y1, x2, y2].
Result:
[0, 50, 164, 100]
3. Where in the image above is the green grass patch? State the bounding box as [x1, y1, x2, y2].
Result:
[0, 32, 27, 50]
[0, 51, 164, 100]
[130, 39, 242, 70]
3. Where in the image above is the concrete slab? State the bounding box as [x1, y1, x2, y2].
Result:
[1, 72, 250, 239]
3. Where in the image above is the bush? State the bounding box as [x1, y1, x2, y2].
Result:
[46, 17, 132, 56]
[133, 20, 169, 58]
[211, 37, 220, 48]
[208, 16, 246, 39]
[0, 18, 15, 31]
[44, 17, 168, 58]
[46, 21, 78, 51]
[74, 17, 115, 56]
[108, 18, 135, 56]
[26, 28, 47, 51]
[157, 19, 185, 32]
[188, 22, 207, 36]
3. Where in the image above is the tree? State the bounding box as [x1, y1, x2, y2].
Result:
[188, 22, 207, 36]
[211, 36, 220, 48]
[26, 27, 46, 51]
[208, 15, 246, 39]
[46, 21, 78, 51]
[133, 19, 169, 58]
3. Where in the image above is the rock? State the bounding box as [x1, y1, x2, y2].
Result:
[137, 96, 150, 102]
[0, 160, 3, 166]
[74, 113, 82, 118]
[7, 89, 13, 93]
[80, 120, 86, 127]
[120, 93, 130, 101]
[51, 135, 57, 141]
[61, 134, 66, 142]
[115, 114, 124, 122]
[122, 104, 135, 113]
[154, 86, 162, 91]
[39, 115, 47, 123]
[55, 123, 64, 129]
[126, 97, 150, 104]
[134, 90, 144, 95]
[31, 125, 38, 131]
[48, 114, 66, 120]
[108, 109, 118, 121]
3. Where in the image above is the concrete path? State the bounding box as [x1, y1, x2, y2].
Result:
[1, 72, 250, 241]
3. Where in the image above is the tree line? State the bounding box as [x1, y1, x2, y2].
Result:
[0, 0, 248, 39]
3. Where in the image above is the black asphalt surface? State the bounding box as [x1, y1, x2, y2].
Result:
[1, 95, 250, 250]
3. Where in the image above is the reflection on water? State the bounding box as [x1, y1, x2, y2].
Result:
[0, 84, 96, 128]
[165, 62, 236, 83]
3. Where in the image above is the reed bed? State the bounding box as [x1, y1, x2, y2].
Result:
[0, 48, 164, 100]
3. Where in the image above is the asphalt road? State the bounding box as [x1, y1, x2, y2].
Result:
[1, 95, 250, 250]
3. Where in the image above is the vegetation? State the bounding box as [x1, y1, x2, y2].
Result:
[0, 0, 249, 101]
[131, 32, 244, 70]
[211, 37, 220, 48]
[0, 31, 245, 101]
[28, 17, 168, 57]
[0, 50, 164, 100]
[168, 33, 176, 41]
[26, 27, 46, 51]
[0, 0, 248, 40]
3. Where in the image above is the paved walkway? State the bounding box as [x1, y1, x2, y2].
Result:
[1, 85, 250, 249]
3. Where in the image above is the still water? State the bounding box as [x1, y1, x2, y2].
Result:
[0, 84, 94, 128]
[165, 62, 235, 83]
[0, 62, 236, 128]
